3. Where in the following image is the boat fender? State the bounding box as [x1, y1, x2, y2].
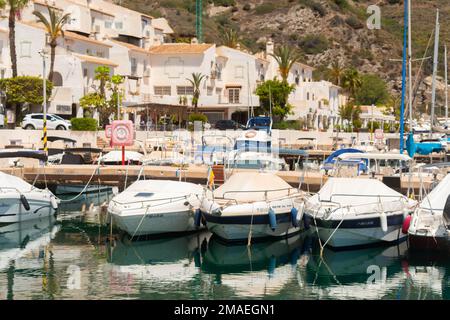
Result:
[303, 214, 311, 230]
[20, 194, 30, 211]
[403, 207, 409, 219]
[50, 196, 58, 210]
[290, 208, 299, 228]
[402, 215, 412, 234]
[380, 211, 388, 233]
[268, 208, 277, 231]
[194, 209, 202, 228]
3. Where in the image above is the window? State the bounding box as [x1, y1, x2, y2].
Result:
[31, 115, 43, 120]
[306, 92, 310, 100]
[131, 58, 137, 75]
[96, 51, 104, 58]
[105, 21, 112, 29]
[177, 86, 194, 95]
[228, 88, 240, 104]
[83, 68, 88, 77]
[207, 86, 213, 96]
[20, 41, 31, 58]
[115, 21, 123, 30]
[86, 49, 92, 55]
[235, 66, 244, 79]
[154, 86, 171, 95]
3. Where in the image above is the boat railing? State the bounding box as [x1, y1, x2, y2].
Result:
[111, 194, 193, 208]
[216, 187, 304, 205]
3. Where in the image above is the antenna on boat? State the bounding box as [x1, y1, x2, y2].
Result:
[269, 83, 273, 117]
[399, 0, 408, 153]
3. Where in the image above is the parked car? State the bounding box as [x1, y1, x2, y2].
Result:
[22, 113, 71, 130]
[214, 120, 244, 130]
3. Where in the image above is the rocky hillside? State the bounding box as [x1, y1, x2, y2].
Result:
[114, 0, 450, 113]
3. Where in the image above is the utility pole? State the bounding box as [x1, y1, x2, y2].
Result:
[196, 0, 203, 43]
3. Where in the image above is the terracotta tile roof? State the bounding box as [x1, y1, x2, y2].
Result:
[110, 40, 149, 54]
[149, 43, 214, 55]
[73, 53, 118, 67]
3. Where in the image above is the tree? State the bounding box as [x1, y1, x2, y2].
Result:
[107, 74, 125, 121]
[7, 0, 30, 77]
[270, 45, 300, 83]
[328, 59, 345, 86]
[220, 28, 239, 49]
[79, 92, 105, 118]
[355, 74, 389, 106]
[94, 65, 111, 97]
[186, 72, 206, 113]
[33, 5, 70, 82]
[0, 76, 53, 123]
[255, 79, 295, 120]
[338, 103, 361, 131]
[341, 68, 362, 100]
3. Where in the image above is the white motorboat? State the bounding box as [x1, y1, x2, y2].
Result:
[304, 178, 417, 248]
[200, 171, 308, 242]
[108, 179, 205, 236]
[0, 172, 58, 225]
[408, 174, 450, 252]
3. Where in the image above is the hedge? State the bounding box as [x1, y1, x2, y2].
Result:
[71, 118, 98, 131]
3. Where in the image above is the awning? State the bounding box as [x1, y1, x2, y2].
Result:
[225, 84, 242, 88]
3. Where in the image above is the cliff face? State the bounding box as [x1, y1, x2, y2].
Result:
[114, 0, 450, 111]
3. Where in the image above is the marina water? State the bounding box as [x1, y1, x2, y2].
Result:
[0, 188, 448, 300]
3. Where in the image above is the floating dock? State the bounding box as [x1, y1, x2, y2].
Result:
[0, 164, 438, 194]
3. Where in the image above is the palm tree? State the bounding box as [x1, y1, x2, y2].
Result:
[33, 5, 70, 82]
[186, 72, 206, 113]
[328, 60, 344, 86]
[94, 65, 111, 98]
[221, 28, 239, 49]
[7, 0, 30, 78]
[270, 45, 301, 83]
[341, 68, 362, 100]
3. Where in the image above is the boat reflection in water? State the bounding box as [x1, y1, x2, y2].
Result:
[107, 232, 212, 293]
[302, 237, 448, 300]
[200, 233, 308, 298]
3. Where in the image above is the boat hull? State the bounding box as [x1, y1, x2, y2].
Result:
[202, 211, 301, 242]
[111, 209, 203, 236]
[0, 195, 56, 225]
[307, 213, 406, 248]
[408, 233, 450, 252]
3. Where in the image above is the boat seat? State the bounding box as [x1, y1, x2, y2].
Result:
[444, 195, 450, 226]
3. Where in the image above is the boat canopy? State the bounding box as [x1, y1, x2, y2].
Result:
[214, 172, 295, 202]
[316, 178, 406, 206]
[324, 148, 365, 165]
[98, 151, 143, 163]
[419, 174, 450, 211]
[0, 150, 47, 161]
[0, 172, 34, 192]
[42, 136, 77, 144]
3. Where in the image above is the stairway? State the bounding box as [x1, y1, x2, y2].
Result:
[96, 136, 109, 149]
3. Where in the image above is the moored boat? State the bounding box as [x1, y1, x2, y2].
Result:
[108, 179, 205, 237]
[304, 178, 417, 249]
[408, 174, 450, 251]
[200, 171, 308, 242]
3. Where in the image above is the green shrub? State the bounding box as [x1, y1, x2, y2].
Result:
[213, 0, 236, 7]
[188, 113, 208, 123]
[255, 3, 276, 15]
[299, 35, 329, 54]
[345, 16, 363, 29]
[273, 120, 302, 130]
[71, 118, 98, 131]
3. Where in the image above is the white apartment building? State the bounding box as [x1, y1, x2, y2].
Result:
[0, 0, 346, 130]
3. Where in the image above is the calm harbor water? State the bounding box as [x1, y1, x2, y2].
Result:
[0, 189, 449, 300]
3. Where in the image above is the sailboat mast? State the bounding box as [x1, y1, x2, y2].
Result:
[399, 0, 408, 153]
[445, 45, 448, 123]
[430, 9, 440, 138]
[407, 0, 413, 128]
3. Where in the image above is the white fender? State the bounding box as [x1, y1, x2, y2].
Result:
[50, 196, 58, 210]
[380, 211, 388, 233]
[296, 202, 305, 224]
